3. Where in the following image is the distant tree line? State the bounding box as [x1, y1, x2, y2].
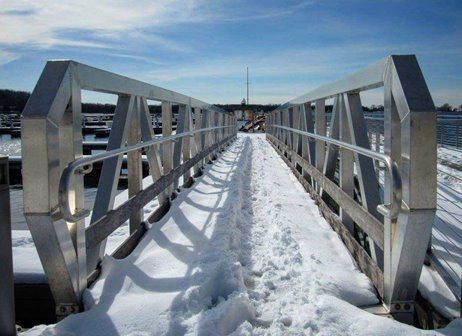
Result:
[0, 89, 176, 115]
[0, 89, 30, 112]
[1, 89, 460, 114]
[437, 103, 462, 112]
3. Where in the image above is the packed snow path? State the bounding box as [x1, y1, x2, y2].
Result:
[27, 134, 462, 335]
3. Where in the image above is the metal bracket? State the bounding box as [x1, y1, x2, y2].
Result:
[56, 303, 80, 319]
[388, 301, 414, 314]
[386, 301, 415, 324]
[77, 163, 93, 175]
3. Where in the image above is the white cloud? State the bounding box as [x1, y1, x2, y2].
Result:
[0, 0, 318, 55]
[0, 0, 200, 55]
[0, 49, 19, 65]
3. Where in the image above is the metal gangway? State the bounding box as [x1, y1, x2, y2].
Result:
[0, 55, 457, 333]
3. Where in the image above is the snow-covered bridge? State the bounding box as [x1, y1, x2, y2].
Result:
[2, 56, 462, 335]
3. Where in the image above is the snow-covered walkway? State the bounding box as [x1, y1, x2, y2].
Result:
[27, 134, 462, 335]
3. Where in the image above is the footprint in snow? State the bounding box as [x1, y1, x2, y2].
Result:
[310, 254, 322, 265]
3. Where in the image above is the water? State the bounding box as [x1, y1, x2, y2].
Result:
[0, 134, 21, 156]
[0, 133, 106, 156]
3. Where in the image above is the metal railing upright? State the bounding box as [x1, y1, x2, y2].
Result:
[365, 114, 462, 306]
[21, 60, 237, 319]
[266, 55, 437, 324]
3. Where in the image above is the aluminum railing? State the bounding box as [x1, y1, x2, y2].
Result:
[272, 125, 402, 219]
[21, 60, 237, 319]
[266, 55, 437, 324]
[59, 126, 232, 223]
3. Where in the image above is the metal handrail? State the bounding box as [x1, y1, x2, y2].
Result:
[365, 115, 462, 125]
[271, 124, 402, 219]
[59, 125, 233, 223]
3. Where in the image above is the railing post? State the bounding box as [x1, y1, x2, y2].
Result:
[22, 61, 83, 315]
[323, 96, 340, 182]
[339, 95, 354, 233]
[302, 102, 316, 180]
[384, 71, 400, 317]
[292, 105, 301, 168]
[315, 100, 326, 193]
[162, 101, 174, 197]
[139, 98, 164, 205]
[276, 111, 281, 143]
[128, 97, 143, 233]
[287, 108, 294, 150]
[213, 112, 219, 158]
[218, 113, 224, 150]
[209, 111, 214, 155]
[226, 114, 229, 140]
[384, 55, 437, 323]
[173, 104, 187, 190]
[0, 156, 15, 336]
[207, 110, 213, 162]
[193, 108, 203, 175]
[200, 109, 209, 164]
[69, 80, 86, 298]
[183, 105, 193, 185]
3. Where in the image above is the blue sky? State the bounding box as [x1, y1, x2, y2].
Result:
[0, 0, 461, 106]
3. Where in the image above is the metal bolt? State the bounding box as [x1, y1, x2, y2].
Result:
[395, 303, 401, 311]
[404, 303, 411, 311]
